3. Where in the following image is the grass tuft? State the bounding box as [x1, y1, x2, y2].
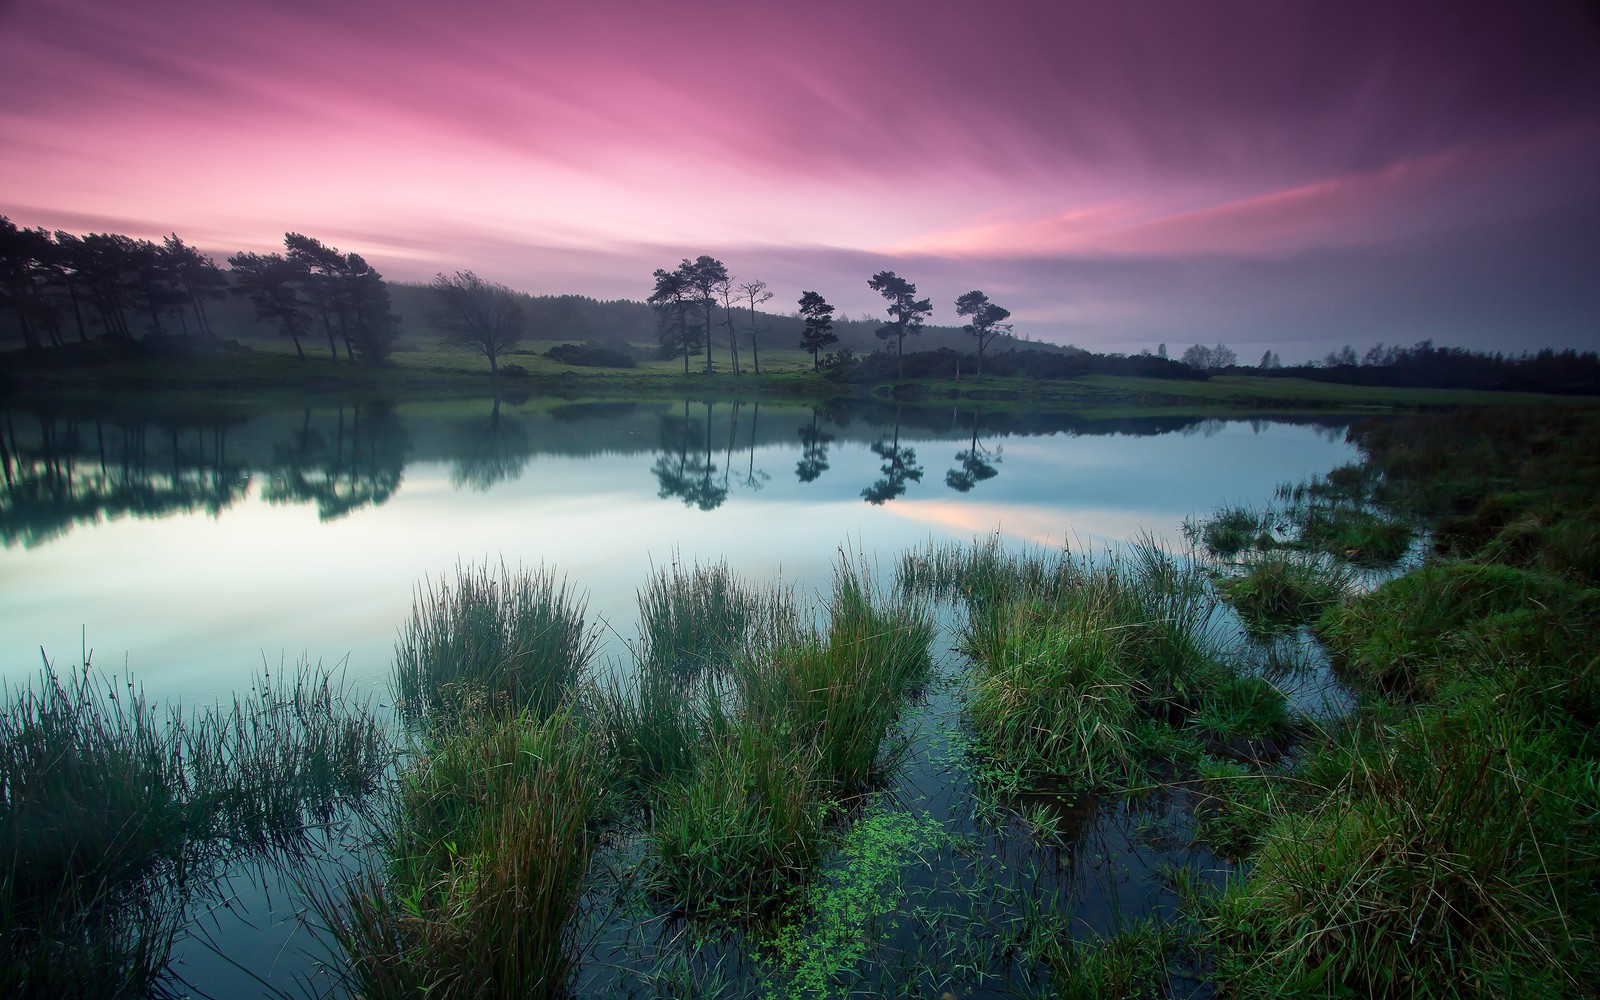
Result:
[393, 561, 597, 721]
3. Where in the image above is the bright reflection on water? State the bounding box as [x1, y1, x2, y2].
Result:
[1, 398, 1356, 705]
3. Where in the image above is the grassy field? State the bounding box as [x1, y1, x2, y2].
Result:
[6, 337, 1596, 414]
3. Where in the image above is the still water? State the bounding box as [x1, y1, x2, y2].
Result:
[1, 397, 1356, 703]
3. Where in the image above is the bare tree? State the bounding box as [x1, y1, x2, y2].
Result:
[737, 279, 773, 374]
[429, 271, 524, 374]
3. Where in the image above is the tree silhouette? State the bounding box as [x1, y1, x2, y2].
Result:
[861, 414, 923, 504]
[954, 290, 1012, 381]
[429, 270, 524, 374]
[795, 407, 834, 483]
[867, 271, 932, 380]
[161, 234, 226, 338]
[797, 291, 838, 371]
[228, 251, 312, 358]
[681, 256, 729, 374]
[648, 267, 698, 374]
[945, 415, 1001, 492]
[737, 279, 773, 374]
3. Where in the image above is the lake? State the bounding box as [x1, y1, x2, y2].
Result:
[0, 395, 1360, 996]
[1, 397, 1355, 701]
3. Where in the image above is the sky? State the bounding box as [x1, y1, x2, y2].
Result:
[2, 0, 1597, 360]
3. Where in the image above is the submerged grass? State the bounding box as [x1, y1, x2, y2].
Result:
[393, 561, 597, 721]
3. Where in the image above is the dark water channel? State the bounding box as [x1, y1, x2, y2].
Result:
[0, 395, 1363, 996]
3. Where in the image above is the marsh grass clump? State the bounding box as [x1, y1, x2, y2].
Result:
[592, 662, 708, 799]
[1, 659, 390, 998]
[637, 558, 787, 675]
[184, 662, 391, 844]
[316, 710, 603, 998]
[1030, 917, 1185, 1000]
[645, 558, 933, 914]
[933, 537, 1233, 790]
[1316, 560, 1579, 699]
[1297, 504, 1413, 566]
[1190, 505, 1274, 557]
[1215, 703, 1599, 998]
[649, 722, 827, 916]
[393, 561, 597, 721]
[1191, 675, 1291, 751]
[1220, 550, 1352, 636]
[967, 597, 1141, 790]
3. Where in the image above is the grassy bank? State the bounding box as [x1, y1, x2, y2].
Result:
[7, 339, 1595, 414]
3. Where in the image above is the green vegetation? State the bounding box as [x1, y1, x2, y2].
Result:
[1220, 550, 1352, 635]
[9, 404, 1598, 997]
[316, 710, 603, 998]
[1, 659, 388, 998]
[392, 561, 597, 721]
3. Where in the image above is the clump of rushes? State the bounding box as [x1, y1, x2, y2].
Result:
[943, 537, 1234, 790]
[649, 722, 827, 916]
[1187, 505, 1273, 557]
[760, 559, 933, 788]
[1033, 918, 1185, 1000]
[315, 710, 603, 998]
[1220, 550, 1352, 637]
[1215, 701, 1599, 998]
[1190, 675, 1291, 752]
[1297, 504, 1413, 566]
[2, 660, 390, 998]
[591, 662, 708, 799]
[184, 662, 391, 844]
[967, 595, 1141, 790]
[648, 558, 933, 913]
[637, 558, 785, 675]
[393, 561, 597, 721]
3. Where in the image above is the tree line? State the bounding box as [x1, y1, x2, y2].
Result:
[647, 255, 1015, 381]
[0, 217, 402, 364]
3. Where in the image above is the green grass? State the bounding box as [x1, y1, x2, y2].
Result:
[1220, 550, 1352, 636]
[905, 537, 1242, 790]
[392, 561, 598, 721]
[1315, 560, 1586, 700]
[1215, 702, 1598, 998]
[635, 557, 787, 675]
[313, 709, 603, 998]
[1, 659, 390, 998]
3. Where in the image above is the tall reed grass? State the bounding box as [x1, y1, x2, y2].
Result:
[393, 561, 597, 720]
[1, 658, 390, 998]
[312, 710, 603, 998]
[636, 558, 788, 675]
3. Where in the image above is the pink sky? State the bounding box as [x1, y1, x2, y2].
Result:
[2, 0, 1597, 358]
